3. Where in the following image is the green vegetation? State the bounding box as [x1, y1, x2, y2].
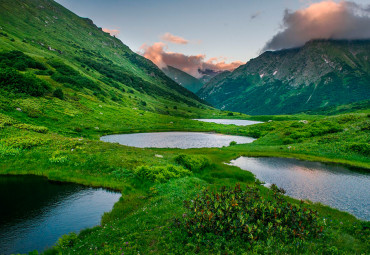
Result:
[1, 108, 369, 254]
[198, 40, 370, 115]
[52, 88, 64, 100]
[0, 68, 50, 96]
[175, 154, 210, 172]
[0, 0, 369, 254]
[181, 184, 324, 252]
[134, 164, 191, 183]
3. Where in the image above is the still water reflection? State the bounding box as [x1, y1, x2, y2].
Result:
[230, 157, 370, 220]
[193, 119, 263, 126]
[101, 132, 255, 149]
[0, 175, 121, 254]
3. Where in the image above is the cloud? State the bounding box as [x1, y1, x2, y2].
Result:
[102, 28, 120, 36]
[140, 43, 243, 78]
[264, 1, 370, 50]
[160, 33, 189, 44]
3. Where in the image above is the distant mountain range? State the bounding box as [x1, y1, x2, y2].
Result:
[162, 66, 204, 93]
[162, 66, 223, 93]
[197, 40, 370, 115]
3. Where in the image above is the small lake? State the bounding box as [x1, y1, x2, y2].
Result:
[101, 132, 255, 149]
[230, 157, 370, 220]
[0, 175, 121, 254]
[193, 119, 263, 126]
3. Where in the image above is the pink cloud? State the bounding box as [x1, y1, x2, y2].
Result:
[102, 28, 120, 36]
[140, 43, 243, 78]
[160, 33, 189, 45]
[264, 0, 370, 50]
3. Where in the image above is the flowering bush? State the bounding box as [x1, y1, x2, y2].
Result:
[182, 184, 324, 243]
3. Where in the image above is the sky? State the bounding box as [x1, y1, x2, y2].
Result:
[55, 0, 370, 77]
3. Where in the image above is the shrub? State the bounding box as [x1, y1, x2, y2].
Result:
[49, 156, 68, 164]
[48, 60, 79, 76]
[0, 50, 46, 71]
[0, 113, 16, 126]
[337, 114, 360, 124]
[282, 138, 294, 145]
[57, 233, 78, 249]
[1, 136, 48, 149]
[140, 100, 147, 106]
[134, 164, 191, 183]
[227, 112, 234, 116]
[182, 184, 324, 244]
[13, 123, 48, 133]
[347, 143, 370, 156]
[35, 69, 54, 75]
[53, 88, 64, 100]
[0, 143, 21, 157]
[0, 68, 50, 96]
[229, 141, 237, 146]
[49, 150, 68, 164]
[175, 154, 210, 172]
[17, 98, 43, 118]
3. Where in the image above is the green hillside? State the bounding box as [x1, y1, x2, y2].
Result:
[198, 40, 370, 114]
[0, 0, 209, 115]
[162, 65, 204, 93]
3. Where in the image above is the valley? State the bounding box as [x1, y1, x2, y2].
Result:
[0, 0, 369, 254]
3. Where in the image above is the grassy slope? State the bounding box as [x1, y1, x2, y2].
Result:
[0, 0, 208, 113]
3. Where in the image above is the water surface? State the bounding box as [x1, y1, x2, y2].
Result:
[0, 175, 121, 254]
[101, 132, 255, 149]
[193, 119, 263, 126]
[230, 157, 370, 220]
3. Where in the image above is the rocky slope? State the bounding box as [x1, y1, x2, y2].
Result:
[198, 40, 370, 114]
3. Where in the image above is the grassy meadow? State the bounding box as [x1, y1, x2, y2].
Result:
[1, 103, 369, 254]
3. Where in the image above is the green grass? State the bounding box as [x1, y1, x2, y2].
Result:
[0, 110, 369, 254]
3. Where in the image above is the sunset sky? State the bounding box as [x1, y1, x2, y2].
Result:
[55, 0, 370, 76]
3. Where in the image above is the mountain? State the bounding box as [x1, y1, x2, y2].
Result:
[197, 40, 370, 115]
[162, 66, 203, 93]
[0, 0, 207, 112]
[198, 69, 224, 84]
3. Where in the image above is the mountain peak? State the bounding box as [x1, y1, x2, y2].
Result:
[198, 39, 370, 115]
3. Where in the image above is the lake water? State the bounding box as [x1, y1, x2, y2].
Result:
[101, 132, 255, 149]
[0, 175, 121, 254]
[230, 157, 370, 220]
[193, 119, 263, 126]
